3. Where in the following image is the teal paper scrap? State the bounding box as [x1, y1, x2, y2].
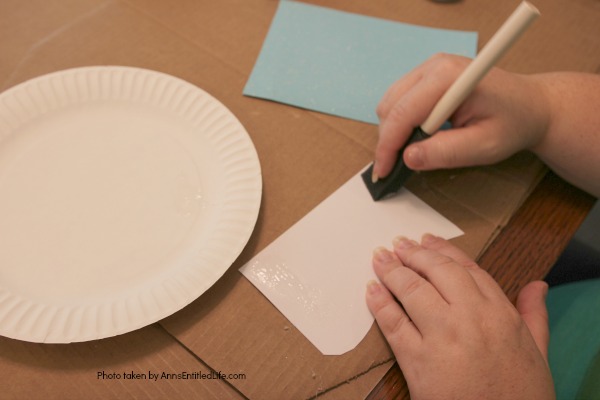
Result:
[244, 0, 478, 124]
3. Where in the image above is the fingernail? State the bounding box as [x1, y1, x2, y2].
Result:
[371, 170, 379, 183]
[405, 146, 424, 169]
[373, 246, 394, 262]
[393, 236, 416, 249]
[371, 162, 379, 183]
[421, 233, 439, 245]
[367, 280, 381, 294]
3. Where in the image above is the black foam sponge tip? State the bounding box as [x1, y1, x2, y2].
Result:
[361, 126, 429, 201]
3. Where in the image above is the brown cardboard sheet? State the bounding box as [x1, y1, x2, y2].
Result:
[0, 324, 240, 400]
[1, 0, 599, 399]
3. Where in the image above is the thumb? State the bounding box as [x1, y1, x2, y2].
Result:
[516, 281, 550, 363]
[403, 122, 506, 170]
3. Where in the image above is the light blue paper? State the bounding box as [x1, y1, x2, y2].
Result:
[244, 0, 478, 124]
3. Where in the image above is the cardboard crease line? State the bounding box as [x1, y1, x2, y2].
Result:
[305, 357, 395, 400]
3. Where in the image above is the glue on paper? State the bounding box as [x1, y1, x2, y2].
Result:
[240, 167, 463, 355]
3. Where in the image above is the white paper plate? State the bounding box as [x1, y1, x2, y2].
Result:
[0, 66, 262, 343]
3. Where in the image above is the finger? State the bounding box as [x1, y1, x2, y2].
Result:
[392, 236, 485, 304]
[419, 234, 508, 301]
[516, 281, 550, 363]
[372, 247, 449, 333]
[366, 279, 422, 355]
[376, 63, 427, 120]
[374, 76, 448, 178]
[377, 53, 468, 121]
[374, 54, 469, 178]
[403, 119, 514, 170]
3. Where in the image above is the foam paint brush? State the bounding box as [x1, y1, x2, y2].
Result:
[362, 1, 540, 201]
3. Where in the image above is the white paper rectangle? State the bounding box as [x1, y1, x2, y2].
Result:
[240, 167, 463, 355]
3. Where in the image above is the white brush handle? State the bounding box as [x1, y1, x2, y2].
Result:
[421, 1, 540, 134]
